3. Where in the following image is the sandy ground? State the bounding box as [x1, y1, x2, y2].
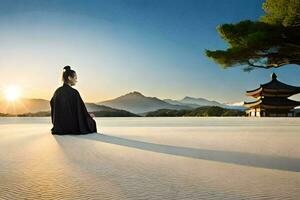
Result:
[0, 117, 300, 200]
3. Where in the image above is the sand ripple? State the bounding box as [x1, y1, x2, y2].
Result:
[0, 118, 300, 199]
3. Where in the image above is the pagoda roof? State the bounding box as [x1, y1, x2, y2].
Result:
[246, 73, 300, 98]
[244, 97, 300, 108]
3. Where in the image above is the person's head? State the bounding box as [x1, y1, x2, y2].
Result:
[62, 66, 77, 86]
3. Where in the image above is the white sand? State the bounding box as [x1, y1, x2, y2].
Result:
[0, 117, 300, 200]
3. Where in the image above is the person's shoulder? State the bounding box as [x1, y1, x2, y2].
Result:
[69, 86, 79, 94]
[67, 86, 80, 97]
[53, 85, 64, 94]
[54, 84, 77, 94]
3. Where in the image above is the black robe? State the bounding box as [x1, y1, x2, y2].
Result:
[50, 83, 97, 135]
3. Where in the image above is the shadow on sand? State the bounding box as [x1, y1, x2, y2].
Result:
[55, 133, 300, 172]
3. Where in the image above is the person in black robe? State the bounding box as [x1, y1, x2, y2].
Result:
[50, 66, 97, 135]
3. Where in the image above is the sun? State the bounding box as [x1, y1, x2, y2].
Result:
[4, 86, 22, 101]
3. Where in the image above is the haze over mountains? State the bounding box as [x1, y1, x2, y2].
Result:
[0, 98, 137, 116]
[0, 98, 50, 115]
[98, 92, 193, 114]
[98, 91, 245, 114]
[0, 91, 245, 115]
[164, 96, 225, 108]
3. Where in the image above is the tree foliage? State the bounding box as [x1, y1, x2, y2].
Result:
[261, 0, 300, 26]
[146, 106, 245, 117]
[205, 0, 300, 71]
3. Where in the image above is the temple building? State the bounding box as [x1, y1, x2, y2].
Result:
[244, 73, 300, 117]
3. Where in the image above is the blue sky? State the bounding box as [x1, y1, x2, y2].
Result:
[0, 0, 299, 103]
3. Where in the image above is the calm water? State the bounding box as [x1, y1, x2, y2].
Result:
[0, 117, 300, 199]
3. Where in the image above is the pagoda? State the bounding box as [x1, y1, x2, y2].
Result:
[244, 73, 300, 117]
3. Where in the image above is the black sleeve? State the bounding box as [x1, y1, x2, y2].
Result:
[75, 91, 97, 133]
[50, 97, 54, 124]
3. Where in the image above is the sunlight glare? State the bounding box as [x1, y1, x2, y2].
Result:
[4, 86, 21, 101]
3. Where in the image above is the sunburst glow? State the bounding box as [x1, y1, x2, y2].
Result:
[4, 86, 22, 101]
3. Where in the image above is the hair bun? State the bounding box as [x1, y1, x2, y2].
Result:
[63, 66, 71, 71]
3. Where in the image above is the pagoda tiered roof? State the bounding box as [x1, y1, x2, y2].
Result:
[244, 97, 300, 109]
[246, 73, 300, 98]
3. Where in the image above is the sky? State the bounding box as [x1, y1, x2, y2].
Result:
[0, 0, 299, 103]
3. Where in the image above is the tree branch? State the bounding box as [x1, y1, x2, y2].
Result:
[246, 61, 271, 69]
[282, 42, 300, 49]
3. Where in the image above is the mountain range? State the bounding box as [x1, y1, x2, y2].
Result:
[0, 98, 50, 115]
[98, 92, 245, 114]
[164, 96, 225, 108]
[98, 91, 193, 114]
[0, 98, 137, 116]
[0, 91, 245, 115]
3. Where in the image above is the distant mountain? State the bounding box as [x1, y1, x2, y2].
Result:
[0, 99, 138, 116]
[85, 103, 115, 112]
[85, 103, 139, 117]
[163, 99, 200, 108]
[13, 108, 139, 117]
[0, 93, 245, 116]
[165, 97, 245, 110]
[98, 91, 193, 114]
[180, 96, 224, 107]
[0, 98, 50, 115]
